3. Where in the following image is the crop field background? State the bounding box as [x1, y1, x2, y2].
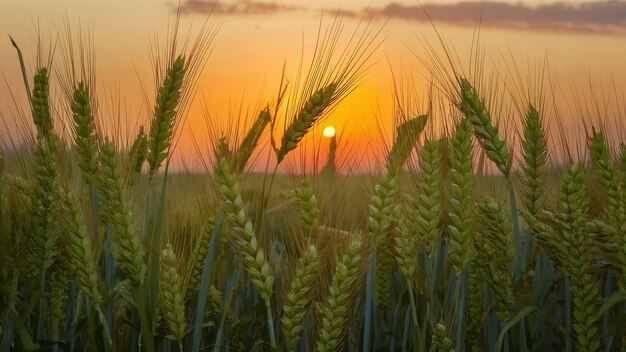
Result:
[2, 1, 626, 351]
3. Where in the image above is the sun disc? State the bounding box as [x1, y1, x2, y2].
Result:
[323, 125, 336, 138]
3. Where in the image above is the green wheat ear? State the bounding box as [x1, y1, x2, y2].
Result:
[447, 118, 474, 274]
[277, 83, 336, 163]
[316, 232, 364, 352]
[184, 216, 215, 297]
[215, 153, 274, 301]
[476, 199, 514, 320]
[233, 107, 271, 173]
[386, 115, 428, 176]
[589, 130, 619, 223]
[98, 139, 146, 286]
[50, 259, 70, 330]
[558, 165, 601, 351]
[0, 148, 12, 292]
[147, 55, 186, 179]
[71, 81, 99, 184]
[415, 138, 445, 255]
[282, 244, 320, 350]
[459, 78, 510, 176]
[128, 126, 148, 174]
[60, 191, 101, 304]
[25, 137, 60, 277]
[430, 322, 456, 352]
[32, 67, 54, 139]
[293, 178, 320, 237]
[370, 174, 398, 308]
[159, 243, 186, 345]
[521, 105, 547, 221]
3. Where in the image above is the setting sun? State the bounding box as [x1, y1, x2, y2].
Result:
[322, 125, 336, 138]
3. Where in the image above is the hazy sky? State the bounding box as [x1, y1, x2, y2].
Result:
[2, 0, 626, 172]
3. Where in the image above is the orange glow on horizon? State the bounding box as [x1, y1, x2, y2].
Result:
[2, 2, 626, 173]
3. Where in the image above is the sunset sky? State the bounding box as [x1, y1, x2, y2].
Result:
[2, 0, 626, 173]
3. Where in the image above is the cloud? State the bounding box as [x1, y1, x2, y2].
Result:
[180, 0, 302, 15]
[363, 1, 626, 35]
[178, 0, 626, 35]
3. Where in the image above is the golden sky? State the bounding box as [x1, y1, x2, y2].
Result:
[2, 0, 626, 173]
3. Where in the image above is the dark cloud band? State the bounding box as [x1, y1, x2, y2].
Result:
[180, 0, 301, 15]
[179, 0, 626, 35]
[363, 1, 626, 35]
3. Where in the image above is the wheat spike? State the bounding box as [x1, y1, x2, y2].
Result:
[233, 107, 271, 173]
[394, 201, 419, 281]
[447, 118, 474, 273]
[558, 165, 601, 351]
[282, 244, 320, 350]
[184, 216, 215, 297]
[215, 154, 274, 301]
[32, 67, 54, 139]
[128, 126, 148, 174]
[415, 138, 445, 255]
[159, 243, 187, 345]
[277, 83, 336, 163]
[476, 199, 514, 320]
[98, 140, 146, 286]
[370, 174, 398, 307]
[71, 82, 99, 184]
[459, 78, 510, 176]
[467, 263, 485, 352]
[589, 130, 620, 223]
[386, 115, 428, 176]
[0, 149, 13, 291]
[50, 259, 71, 330]
[60, 191, 102, 303]
[430, 322, 456, 352]
[293, 179, 320, 237]
[316, 232, 364, 352]
[521, 105, 548, 221]
[147, 55, 186, 179]
[25, 137, 60, 277]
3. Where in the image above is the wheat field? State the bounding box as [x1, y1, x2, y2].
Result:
[1, 15, 626, 352]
